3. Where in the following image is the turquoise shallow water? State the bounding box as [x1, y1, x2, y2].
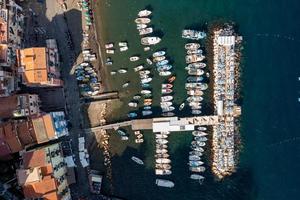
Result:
[93, 0, 300, 199]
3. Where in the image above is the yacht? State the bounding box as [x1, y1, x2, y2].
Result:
[141, 37, 161, 45]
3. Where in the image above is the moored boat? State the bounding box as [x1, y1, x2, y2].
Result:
[135, 17, 151, 24]
[120, 46, 128, 51]
[105, 43, 114, 49]
[161, 96, 173, 102]
[189, 166, 206, 173]
[156, 149, 168, 154]
[179, 103, 185, 111]
[192, 110, 202, 115]
[155, 163, 171, 169]
[146, 58, 153, 65]
[128, 102, 138, 107]
[153, 56, 166, 62]
[156, 139, 168, 144]
[139, 27, 153, 35]
[139, 70, 150, 76]
[190, 174, 205, 180]
[122, 82, 130, 88]
[189, 151, 203, 157]
[133, 95, 141, 100]
[189, 155, 201, 161]
[118, 69, 127, 74]
[187, 89, 203, 96]
[195, 136, 207, 142]
[161, 88, 173, 94]
[162, 83, 173, 89]
[197, 126, 207, 131]
[134, 65, 144, 72]
[155, 169, 172, 175]
[138, 9, 152, 17]
[160, 102, 173, 107]
[118, 42, 128, 46]
[131, 156, 144, 165]
[153, 51, 166, 57]
[137, 24, 147, 29]
[142, 110, 152, 116]
[191, 141, 206, 147]
[187, 49, 203, 55]
[159, 71, 172, 76]
[162, 106, 175, 112]
[156, 158, 171, 164]
[127, 112, 138, 118]
[187, 96, 203, 102]
[141, 89, 151, 94]
[187, 69, 204, 76]
[156, 59, 169, 66]
[130, 56, 140, 61]
[141, 37, 161, 45]
[187, 62, 206, 68]
[156, 134, 168, 139]
[155, 179, 174, 188]
[143, 106, 152, 110]
[168, 76, 176, 83]
[185, 43, 200, 50]
[141, 77, 152, 84]
[162, 112, 175, 117]
[188, 160, 204, 167]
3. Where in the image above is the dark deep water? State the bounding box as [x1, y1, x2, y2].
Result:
[92, 0, 300, 199]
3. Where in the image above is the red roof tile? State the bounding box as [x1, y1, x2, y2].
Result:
[23, 149, 46, 168]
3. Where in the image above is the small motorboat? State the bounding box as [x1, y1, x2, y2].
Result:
[153, 56, 166, 62]
[188, 160, 204, 167]
[156, 158, 171, 164]
[186, 76, 204, 83]
[141, 83, 151, 88]
[179, 102, 185, 111]
[156, 149, 168, 154]
[189, 166, 206, 173]
[156, 144, 167, 149]
[142, 110, 152, 116]
[162, 106, 175, 112]
[143, 106, 152, 110]
[194, 136, 208, 142]
[189, 155, 201, 161]
[133, 95, 141, 100]
[155, 169, 172, 175]
[131, 156, 144, 165]
[110, 71, 117, 75]
[162, 112, 175, 117]
[156, 60, 169, 67]
[135, 17, 151, 24]
[157, 65, 172, 72]
[134, 65, 144, 72]
[139, 27, 153, 35]
[192, 131, 207, 137]
[105, 43, 114, 49]
[135, 138, 144, 143]
[191, 141, 206, 147]
[187, 96, 203, 102]
[141, 90, 151, 94]
[141, 78, 152, 84]
[187, 89, 203, 96]
[138, 9, 152, 17]
[118, 69, 127, 74]
[120, 46, 128, 51]
[168, 76, 176, 83]
[146, 58, 153, 65]
[187, 49, 203, 55]
[153, 50, 166, 57]
[160, 102, 173, 107]
[128, 102, 138, 107]
[197, 126, 207, 131]
[159, 71, 172, 76]
[139, 70, 150, 76]
[189, 151, 203, 157]
[156, 134, 168, 139]
[190, 174, 205, 180]
[161, 83, 173, 89]
[155, 163, 171, 169]
[130, 56, 140, 61]
[161, 96, 173, 102]
[137, 24, 147, 30]
[155, 179, 174, 188]
[185, 43, 200, 50]
[144, 46, 151, 51]
[118, 42, 128, 46]
[161, 88, 173, 94]
[122, 82, 130, 88]
[190, 146, 204, 152]
[156, 139, 168, 144]
[144, 101, 152, 106]
[192, 110, 202, 115]
[106, 49, 115, 54]
[127, 112, 138, 118]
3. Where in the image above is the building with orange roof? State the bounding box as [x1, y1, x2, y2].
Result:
[17, 42, 63, 87]
[17, 143, 72, 200]
[0, 93, 40, 119]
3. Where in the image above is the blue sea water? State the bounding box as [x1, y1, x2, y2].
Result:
[92, 0, 300, 199]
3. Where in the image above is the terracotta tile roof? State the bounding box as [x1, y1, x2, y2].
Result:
[19, 48, 48, 84]
[22, 149, 46, 168]
[2, 122, 22, 153]
[43, 114, 55, 140]
[17, 168, 41, 186]
[0, 95, 18, 119]
[31, 114, 55, 144]
[40, 164, 53, 176]
[17, 120, 36, 146]
[23, 178, 58, 199]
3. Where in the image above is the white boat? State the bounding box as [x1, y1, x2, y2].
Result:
[162, 112, 175, 117]
[190, 174, 205, 180]
[185, 43, 200, 50]
[131, 156, 144, 165]
[110, 71, 116, 75]
[187, 62, 206, 68]
[118, 42, 127, 46]
[161, 88, 173, 94]
[153, 56, 166, 62]
[188, 160, 204, 166]
[189, 151, 203, 157]
[192, 131, 207, 137]
[138, 9, 152, 17]
[130, 56, 140, 61]
[144, 46, 150, 51]
[157, 65, 172, 72]
[134, 65, 144, 72]
[141, 78, 152, 84]
[153, 51, 166, 57]
[156, 158, 171, 164]
[156, 60, 169, 66]
[146, 58, 153, 65]
[120, 46, 128, 51]
[186, 54, 205, 64]
[187, 89, 203, 96]
[179, 103, 185, 111]
[156, 139, 168, 144]
[139, 70, 150, 76]
[195, 136, 207, 142]
[191, 146, 204, 152]
[141, 90, 151, 94]
[191, 141, 206, 147]
[142, 110, 152, 116]
[155, 163, 171, 169]
[118, 69, 127, 74]
[156, 144, 168, 149]
[162, 84, 173, 89]
[133, 95, 141, 100]
[156, 149, 168, 154]
[137, 24, 147, 29]
[156, 134, 168, 139]
[182, 30, 206, 40]
[105, 43, 114, 49]
[159, 71, 172, 76]
[162, 106, 175, 112]
[134, 130, 141, 135]
[161, 96, 173, 102]
[155, 169, 172, 175]
[197, 127, 207, 131]
[106, 49, 115, 54]
[135, 17, 151, 24]
[155, 179, 174, 188]
[155, 154, 170, 159]
[187, 69, 204, 76]
[187, 96, 203, 102]
[135, 138, 144, 143]
[189, 155, 201, 161]
[189, 166, 206, 173]
[141, 37, 161, 45]
[128, 102, 138, 107]
[187, 49, 203, 55]
[160, 102, 173, 107]
[139, 27, 153, 35]
[122, 82, 130, 88]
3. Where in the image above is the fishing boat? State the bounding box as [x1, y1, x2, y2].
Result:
[197, 126, 207, 131]
[194, 133, 208, 141]
[189, 155, 201, 161]
[188, 160, 204, 167]
[110, 71, 116, 75]
[160, 102, 173, 107]
[120, 46, 128, 52]
[156, 60, 169, 66]
[156, 149, 168, 154]
[185, 43, 200, 50]
[192, 110, 202, 115]
[189, 151, 203, 157]
[191, 141, 206, 147]
[135, 138, 144, 143]
[134, 65, 144, 72]
[143, 106, 151, 110]
[195, 136, 207, 142]
[127, 112, 138, 118]
[162, 83, 173, 89]
[161, 88, 173, 94]
[189, 166, 206, 173]
[122, 82, 130, 88]
[106, 49, 115, 54]
[118, 69, 127, 74]
[131, 156, 144, 165]
[153, 56, 166, 63]
[155, 163, 171, 169]
[187, 96, 203, 102]
[162, 112, 175, 117]
[105, 43, 114, 49]
[130, 56, 140, 61]
[156, 139, 168, 144]
[156, 158, 171, 164]
[155, 169, 172, 175]
[157, 65, 172, 72]
[161, 96, 173, 102]
[182, 30, 206, 40]
[155, 179, 174, 188]
[142, 110, 152, 116]
[162, 106, 175, 112]
[141, 90, 151, 94]
[141, 77, 152, 83]
[168, 76, 176, 83]
[190, 174, 205, 180]
[134, 17, 151, 24]
[153, 51, 166, 57]
[146, 58, 153, 65]
[187, 49, 203, 55]
[141, 37, 161, 45]
[187, 89, 203, 96]
[179, 103, 185, 111]
[133, 95, 141, 100]
[159, 71, 172, 76]
[138, 9, 152, 17]
[187, 69, 204, 76]
[139, 27, 153, 35]
[186, 54, 205, 64]
[128, 102, 138, 107]
[137, 24, 147, 29]
[118, 42, 127, 46]
[156, 134, 168, 139]
[139, 70, 150, 76]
